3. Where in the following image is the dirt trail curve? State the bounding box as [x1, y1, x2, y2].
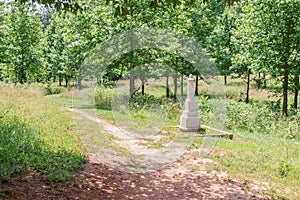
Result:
[70, 108, 189, 172]
[0, 108, 269, 200]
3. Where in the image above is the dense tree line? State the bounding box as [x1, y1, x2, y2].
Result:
[0, 0, 299, 115]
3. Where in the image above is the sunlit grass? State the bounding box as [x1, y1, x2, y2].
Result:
[44, 76, 299, 199]
[208, 131, 300, 199]
[0, 86, 85, 182]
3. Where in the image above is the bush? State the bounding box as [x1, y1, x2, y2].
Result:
[94, 85, 113, 110]
[43, 85, 67, 95]
[129, 91, 162, 110]
[225, 100, 299, 139]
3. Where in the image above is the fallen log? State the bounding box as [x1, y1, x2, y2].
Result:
[197, 125, 233, 140]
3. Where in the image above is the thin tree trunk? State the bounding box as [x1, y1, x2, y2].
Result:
[59, 76, 62, 86]
[19, 68, 26, 84]
[166, 75, 170, 98]
[181, 74, 183, 96]
[282, 67, 289, 116]
[173, 71, 178, 101]
[282, 23, 291, 116]
[257, 73, 261, 89]
[129, 37, 134, 97]
[195, 75, 199, 96]
[77, 69, 82, 88]
[224, 75, 227, 85]
[173, 52, 178, 101]
[263, 73, 267, 89]
[245, 69, 250, 103]
[141, 80, 145, 96]
[140, 64, 145, 96]
[65, 77, 68, 87]
[294, 75, 299, 109]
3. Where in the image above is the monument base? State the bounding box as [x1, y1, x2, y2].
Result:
[178, 125, 207, 132]
[179, 115, 201, 132]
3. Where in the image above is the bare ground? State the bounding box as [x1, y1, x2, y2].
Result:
[0, 108, 270, 200]
[0, 156, 269, 200]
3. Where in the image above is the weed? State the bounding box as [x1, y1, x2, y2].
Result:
[278, 160, 291, 178]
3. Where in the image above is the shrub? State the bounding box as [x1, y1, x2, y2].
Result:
[43, 85, 67, 95]
[94, 85, 113, 110]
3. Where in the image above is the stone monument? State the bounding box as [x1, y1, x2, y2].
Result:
[179, 74, 200, 131]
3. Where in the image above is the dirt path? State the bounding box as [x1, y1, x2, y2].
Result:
[0, 157, 268, 200]
[70, 108, 189, 173]
[0, 108, 269, 199]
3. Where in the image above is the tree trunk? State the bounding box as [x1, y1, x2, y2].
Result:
[245, 69, 250, 103]
[129, 37, 134, 97]
[19, 67, 26, 84]
[65, 77, 68, 87]
[77, 69, 82, 89]
[257, 72, 261, 89]
[294, 75, 299, 109]
[140, 64, 145, 96]
[224, 75, 227, 85]
[59, 76, 62, 86]
[263, 73, 267, 89]
[181, 74, 183, 96]
[141, 80, 145, 96]
[195, 75, 199, 96]
[282, 67, 289, 116]
[173, 71, 178, 101]
[166, 75, 170, 98]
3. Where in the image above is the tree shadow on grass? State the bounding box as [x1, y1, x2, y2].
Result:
[0, 116, 85, 183]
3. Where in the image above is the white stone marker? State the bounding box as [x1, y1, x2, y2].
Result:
[179, 74, 200, 131]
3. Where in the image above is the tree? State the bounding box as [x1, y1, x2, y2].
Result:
[43, 12, 69, 85]
[20, 0, 82, 12]
[0, 2, 7, 81]
[253, 0, 299, 116]
[208, 9, 235, 85]
[232, 0, 299, 114]
[5, 2, 43, 84]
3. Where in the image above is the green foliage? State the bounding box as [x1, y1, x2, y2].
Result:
[94, 85, 113, 110]
[192, 93, 299, 140]
[226, 100, 276, 132]
[3, 2, 43, 83]
[208, 8, 235, 79]
[232, 0, 300, 115]
[278, 160, 291, 178]
[43, 85, 67, 95]
[0, 87, 85, 182]
[0, 117, 36, 180]
[129, 91, 162, 110]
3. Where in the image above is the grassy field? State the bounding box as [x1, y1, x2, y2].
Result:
[88, 77, 300, 199]
[1, 75, 299, 199]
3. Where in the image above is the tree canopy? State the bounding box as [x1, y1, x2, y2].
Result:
[0, 0, 299, 115]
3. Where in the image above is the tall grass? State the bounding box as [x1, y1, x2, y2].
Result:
[0, 86, 85, 182]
